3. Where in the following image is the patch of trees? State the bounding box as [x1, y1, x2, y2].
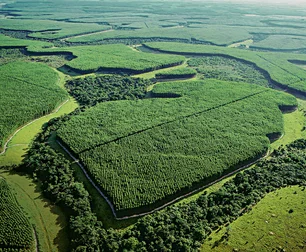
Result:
[66, 75, 152, 106]
[22, 111, 306, 251]
[188, 56, 269, 87]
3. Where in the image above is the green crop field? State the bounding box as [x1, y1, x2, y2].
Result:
[1, 0, 306, 251]
[57, 80, 296, 214]
[155, 67, 197, 79]
[0, 61, 67, 151]
[251, 34, 306, 51]
[28, 44, 185, 74]
[187, 56, 269, 86]
[66, 25, 251, 46]
[0, 34, 53, 49]
[144, 42, 306, 93]
[0, 19, 110, 40]
[0, 178, 34, 251]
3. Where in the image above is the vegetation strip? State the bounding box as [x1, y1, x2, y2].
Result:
[0, 61, 67, 151]
[56, 140, 118, 218]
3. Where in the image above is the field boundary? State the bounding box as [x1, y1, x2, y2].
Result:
[0, 99, 68, 156]
[57, 89, 294, 219]
[57, 140, 270, 220]
[141, 44, 306, 97]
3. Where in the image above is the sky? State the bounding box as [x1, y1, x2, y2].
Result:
[218, 0, 306, 5]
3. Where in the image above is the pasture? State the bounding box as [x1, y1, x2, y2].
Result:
[202, 186, 306, 251]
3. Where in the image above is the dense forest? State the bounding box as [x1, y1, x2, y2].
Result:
[66, 75, 152, 106]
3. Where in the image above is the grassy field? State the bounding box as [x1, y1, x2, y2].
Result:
[0, 68, 77, 166]
[0, 97, 77, 167]
[0, 67, 76, 251]
[201, 185, 306, 252]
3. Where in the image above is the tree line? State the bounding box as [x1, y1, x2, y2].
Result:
[21, 112, 306, 251]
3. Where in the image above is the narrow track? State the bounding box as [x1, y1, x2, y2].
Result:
[0, 99, 68, 156]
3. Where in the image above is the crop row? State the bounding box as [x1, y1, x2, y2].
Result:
[0, 179, 34, 250]
[0, 19, 110, 40]
[58, 80, 297, 212]
[250, 34, 306, 51]
[0, 61, 67, 150]
[65, 25, 251, 46]
[58, 80, 269, 154]
[0, 34, 52, 49]
[79, 89, 295, 212]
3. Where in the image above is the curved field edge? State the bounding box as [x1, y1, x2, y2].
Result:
[49, 98, 306, 228]
[0, 177, 35, 251]
[0, 97, 78, 167]
[0, 61, 68, 153]
[201, 185, 306, 252]
[26, 44, 185, 74]
[0, 69, 75, 250]
[142, 42, 306, 95]
[0, 67, 78, 166]
[56, 80, 297, 218]
[0, 170, 70, 252]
